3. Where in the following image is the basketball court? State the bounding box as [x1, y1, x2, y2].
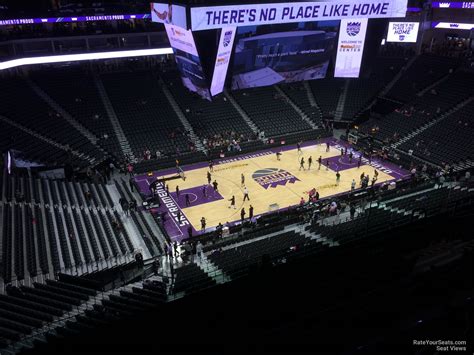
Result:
[134, 139, 409, 242]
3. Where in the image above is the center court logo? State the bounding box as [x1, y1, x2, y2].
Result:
[252, 168, 299, 189]
[346, 22, 361, 37]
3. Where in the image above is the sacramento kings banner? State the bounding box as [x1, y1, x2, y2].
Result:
[210, 26, 237, 96]
[334, 18, 368, 78]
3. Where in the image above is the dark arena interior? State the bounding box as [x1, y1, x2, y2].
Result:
[0, 0, 474, 354]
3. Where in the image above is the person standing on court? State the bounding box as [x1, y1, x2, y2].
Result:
[318, 156, 322, 170]
[351, 179, 356, 191]
[249, 205, 254, 220]
[326, 159, 330, 171]
[240, 207, 246, 223]
[241, 173, 245, 187]
[209, 160, 214, 172]
[336, 171, 341, 186]
[176, 185, 180, 197]
[207, 171, 212, 185]
[276, 151, 282, 161]
[202, 185, 207, 198]
[201, 217, 206, 231]
[326, 142, 330, 152]
[166, 184, 170, 196]
[299, 157, 305, 171]
[212, 180, 219, 192]
[349, 151, 353, 163]
[243, 186, 250, 201]
[176, 210, 181, 224]
[308, 156, 313, 170]
[228, 195, 236, 209]
[185, 194, 190, 207]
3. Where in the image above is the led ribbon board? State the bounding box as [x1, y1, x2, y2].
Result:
[190, 0, 408, 31]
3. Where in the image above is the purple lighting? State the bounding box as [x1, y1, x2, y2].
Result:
[0, 14, 150, 26]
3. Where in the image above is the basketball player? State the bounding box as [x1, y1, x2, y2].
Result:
[200, 217, 206, 231]
[240, 207, 246, 223]
[308, 156, 313, 170]
[209, 160, 214, 172]
[185, 194, 190, 207]
[340, 148, 344, 157]
[349, 151, 353, 163]
[374, 169, 379, 178]
[228, 195, 236, 209]
[326, 142, 330, 152]
[326, 159, 330, 171]
[276, 151, 282, 161]
[177, 210, 181, 224]
[207, 171, 212, 184]
[202, 185, 207, 198]
[243, 186, 250, 201]
[299, 157, 305, 171]
[318, 156, 322, 170]
[176, 185, 180, 197]
[351, 179, 356, 191]
[241, 173, 245, 187]
[212, 180, 219, 192]
[166, 184, 170, 196]
[249, 205, 254, 220]
[336, 171, 341, 186]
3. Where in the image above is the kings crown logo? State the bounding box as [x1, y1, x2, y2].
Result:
[252, 168, 299, 189]
[439, 3, 451, 8]
[223, 30, 233, 47]
[346, 22, 361, 37]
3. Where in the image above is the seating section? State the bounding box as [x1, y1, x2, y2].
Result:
[31, 68, 123, 161]
[362, 71, 474, 143]
[398, 100, 474, 166]
[232, 86, 313, 137]
[173, 263, 216, 294]
[309, 78, 346, 118]
[279, 82, 322, 126]
[343, 57, 406, 119]
[0, 174, 146, 285]
[0, 77, 104, 164]
[0, 276, 97, 349]
[386, 55, 461, 102]
[101, 70, 192, 158]
[164, 73, 255, 144]
[0, 117, 90, 168]
[207, 231, 309, 277]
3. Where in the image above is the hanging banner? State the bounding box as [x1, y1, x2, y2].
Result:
[191, 0, 408, 31]
[210, 26, 237, 96]
[334, 18, 368, 78]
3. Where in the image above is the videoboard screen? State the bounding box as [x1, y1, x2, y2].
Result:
[386, 22, 419, 43]
[231, 21, 338, 90]
[164, 24, 211, 100]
